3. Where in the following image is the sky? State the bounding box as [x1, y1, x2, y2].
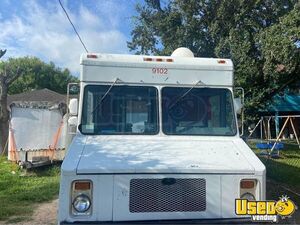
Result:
[0, 0, 143, 74]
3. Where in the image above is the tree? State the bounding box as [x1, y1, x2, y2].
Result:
[8, 57, 77, 95]
[128, 0, 299, 123]
[0, 53, 27, 154]
[259, 5, 300, 97]
[0, 56, 77, 154]
[212, 1, 300, 121]
[128, 0, 216, 56]
[0, 50, 6, 58]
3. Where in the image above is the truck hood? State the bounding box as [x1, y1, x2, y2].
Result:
[76, 136, 255, 174]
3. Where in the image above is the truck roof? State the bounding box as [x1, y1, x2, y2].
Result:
[80, 53, 234, 87]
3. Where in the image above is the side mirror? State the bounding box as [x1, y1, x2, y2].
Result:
[234, 87, 244, 137]
[68, 116, 78, 126]
[69, 98, 78, 116]
[234, 97, 243, 114]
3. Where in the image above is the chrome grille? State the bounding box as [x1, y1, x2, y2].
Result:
[129, 178, 206, 213]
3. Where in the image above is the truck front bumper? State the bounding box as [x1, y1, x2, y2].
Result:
[60, 218, 252, 225]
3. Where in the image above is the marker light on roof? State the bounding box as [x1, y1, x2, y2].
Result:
[218, 60, 226, 64]
[143, 57, 173, 62]
[87, 54, 97, 59]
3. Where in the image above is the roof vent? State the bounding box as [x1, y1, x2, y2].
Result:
[171, 47, 194, 58]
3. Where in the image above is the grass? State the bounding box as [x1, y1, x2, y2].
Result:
[248, 139, 300, 222]
[247, 140, 300, 223]
[248, 140, 300, 190]
[0, 156, 60, 222]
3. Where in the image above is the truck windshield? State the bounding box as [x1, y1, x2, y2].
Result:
[81, 85, 158, 135]
[162, 87, 236, 136]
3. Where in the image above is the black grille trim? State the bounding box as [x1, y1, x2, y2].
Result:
[129, 178, 206, 213]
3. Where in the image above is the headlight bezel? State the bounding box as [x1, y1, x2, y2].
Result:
[72, 194, 91, 213]
[240, 179, 258, 200]
[71, 180, 93, 216]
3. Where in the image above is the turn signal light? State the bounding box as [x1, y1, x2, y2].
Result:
[74, 181, 91, 190]
[240, 180, 255, 189]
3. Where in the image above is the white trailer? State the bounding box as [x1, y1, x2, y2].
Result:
[58, 48, 266, 224]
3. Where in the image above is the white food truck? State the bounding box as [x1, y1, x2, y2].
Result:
[58, 48, 266, 224]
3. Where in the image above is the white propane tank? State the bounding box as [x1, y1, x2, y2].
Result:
[171, 47, 194, 57]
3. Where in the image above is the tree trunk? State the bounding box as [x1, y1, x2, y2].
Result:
[0, 119, 8, 155]
[0, 78, 9, 155]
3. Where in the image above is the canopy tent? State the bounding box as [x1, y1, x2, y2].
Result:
[7, 89, 67, 166]
[265, 94, 300, 112]
[263, 94, 300, 136]
[248, 93, 300, 157]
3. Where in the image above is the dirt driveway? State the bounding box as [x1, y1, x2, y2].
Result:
[0, 199, 58, 225]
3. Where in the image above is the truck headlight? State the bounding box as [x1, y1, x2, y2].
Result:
[73, 194, 91, 212]
[241, 192, 255, 201]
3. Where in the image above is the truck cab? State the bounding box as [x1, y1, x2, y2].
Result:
[58, 48, 266, 224]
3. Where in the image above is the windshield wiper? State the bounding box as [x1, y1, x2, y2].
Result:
[169, 80, 202, 110]
[91, 78, 121, 115]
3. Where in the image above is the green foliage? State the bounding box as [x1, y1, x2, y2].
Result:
[128, 0, 300, 123]
[0, 157, 60, 222]
[128, 0, 216, 56]
[1, 57, 78, 95]
[259, 5, 300, 85]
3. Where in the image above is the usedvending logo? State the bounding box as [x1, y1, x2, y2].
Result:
[235, 196, 297, 222]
